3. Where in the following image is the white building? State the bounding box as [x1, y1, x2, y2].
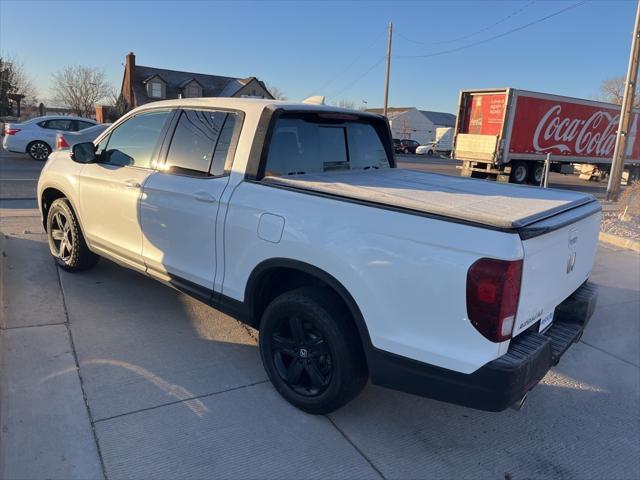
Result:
[366, 107, 456, 145]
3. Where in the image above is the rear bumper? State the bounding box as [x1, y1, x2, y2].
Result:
[369, 282, 598, 411]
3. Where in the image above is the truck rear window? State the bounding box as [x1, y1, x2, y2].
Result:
[264, 115, 391, 177]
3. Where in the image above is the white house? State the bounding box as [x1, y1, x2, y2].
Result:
[366, 107, 456, 145]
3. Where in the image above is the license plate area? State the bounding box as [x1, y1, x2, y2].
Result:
[539, 311, 554, 332]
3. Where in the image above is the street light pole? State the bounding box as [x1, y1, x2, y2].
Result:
[607, 0, 640, 201]
[383, 21, 393, 117]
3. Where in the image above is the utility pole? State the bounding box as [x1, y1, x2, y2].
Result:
[607, 0, 640, 201]
[383, 21, 393, 117]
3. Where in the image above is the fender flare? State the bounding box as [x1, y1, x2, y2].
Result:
[245, 257, 375, 360]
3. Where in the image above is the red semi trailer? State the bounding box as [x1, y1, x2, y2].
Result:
[453, 88, 640, 184]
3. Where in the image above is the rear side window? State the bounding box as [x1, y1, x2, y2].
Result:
[76, 120, 96, 131]
[264, 116, 390, 177]
[41, 119, 74, 131]
[165, 110, 238, 176]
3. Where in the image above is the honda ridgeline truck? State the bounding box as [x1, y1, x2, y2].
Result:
[37, 98, 600, 414]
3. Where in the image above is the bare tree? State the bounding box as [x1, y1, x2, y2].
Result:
[0, 55, 37, 116]
[598, 76, 640, 107]
[51, 65, 112, 117]
[265, 83, 287, 100]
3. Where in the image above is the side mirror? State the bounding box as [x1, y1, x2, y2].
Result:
[71, 142, 97, 164]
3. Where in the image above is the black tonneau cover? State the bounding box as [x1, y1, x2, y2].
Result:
[264, 169, 600, 237]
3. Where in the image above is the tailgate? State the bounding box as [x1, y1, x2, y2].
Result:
[513, 205, 601, 336]
[454, 133, 498, 162]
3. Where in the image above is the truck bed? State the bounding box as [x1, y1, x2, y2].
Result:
[263, 168, 597, 231]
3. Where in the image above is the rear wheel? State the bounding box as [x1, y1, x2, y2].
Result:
[510, 161, 529, 184]
[47, 198, 99, 271]
[530, 162, 544, 185]
[27, 141, 51, 161]
[259, 287, 367, 414]
[426, 149, 434, 157]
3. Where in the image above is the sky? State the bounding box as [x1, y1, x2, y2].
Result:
[0, 0, 636, 113]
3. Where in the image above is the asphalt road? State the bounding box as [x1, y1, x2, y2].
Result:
[1, 148, 639, 479]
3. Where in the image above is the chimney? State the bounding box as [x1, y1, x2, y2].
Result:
[123, 52, 135, 109]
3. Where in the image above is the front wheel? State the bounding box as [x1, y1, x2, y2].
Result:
[259, 287, 367, 414]
[28, 141, 51, 161]
[47, 198, 99, 271]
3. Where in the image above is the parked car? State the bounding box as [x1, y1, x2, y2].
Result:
[394, 138, 420, 154]
[38, 98, 600, 414]
[416, 143, 437, 156]
[3, 115, 98, 160]
[56, 124, 111, 151]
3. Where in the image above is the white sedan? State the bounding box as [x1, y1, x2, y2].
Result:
[55, 123, 112, 151]
[416, 143, 437, 156]
[2, 115, 97, 160]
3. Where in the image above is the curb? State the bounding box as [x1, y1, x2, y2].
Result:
[599, 232, 640, 253]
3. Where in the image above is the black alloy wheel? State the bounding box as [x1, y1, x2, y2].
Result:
[271, 315, 333, 396]
[259, 287, 367, 414]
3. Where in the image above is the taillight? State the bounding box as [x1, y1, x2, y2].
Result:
[57, 135, 70, 149]
[5, 128, 20, 135]
[466, 258, 523, 342]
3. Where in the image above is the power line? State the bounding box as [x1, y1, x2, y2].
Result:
[326, 56, 385, 100]
[397, 0, 536, 46]
[306, 32, 386, 98]
[394, 0, 589, 59]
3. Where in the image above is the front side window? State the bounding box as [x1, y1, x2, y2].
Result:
[264, 115, 390, 177]
[165, 110, 227, 175]
[102, 110, 171, 168]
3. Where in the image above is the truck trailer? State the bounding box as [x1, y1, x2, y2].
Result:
[453, 88, 640, 184]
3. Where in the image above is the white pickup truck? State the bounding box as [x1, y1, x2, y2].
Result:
[37, 98, 600, 414]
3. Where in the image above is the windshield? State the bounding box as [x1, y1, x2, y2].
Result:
[264, 114, 391, 177]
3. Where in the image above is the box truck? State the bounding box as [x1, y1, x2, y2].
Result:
[453, 88, 640, 184]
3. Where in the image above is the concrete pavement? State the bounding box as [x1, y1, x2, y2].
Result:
[1, 150, 639, 479]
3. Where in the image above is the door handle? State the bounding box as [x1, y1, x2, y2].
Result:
[193, 191, 217, 203]
[124, 179, 141, 188]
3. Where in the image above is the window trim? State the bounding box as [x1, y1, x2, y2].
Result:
[155, 107, 245, 179]
[97, 108, 176, 171]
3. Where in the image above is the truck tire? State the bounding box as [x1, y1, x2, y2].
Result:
[530, 163, 544, 185]
[46, 198, 99, 271]
[259, 287, 367, 414]
[510, 161, 529, 184]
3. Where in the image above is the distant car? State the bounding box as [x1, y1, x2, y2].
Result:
[56, 124, 111, 151]
[416, 143, 437, 156]
[2, 115, 98, 160]
[395, 139, 420, 154]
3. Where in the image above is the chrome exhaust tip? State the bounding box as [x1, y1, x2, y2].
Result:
[510, 394, 528, 411]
